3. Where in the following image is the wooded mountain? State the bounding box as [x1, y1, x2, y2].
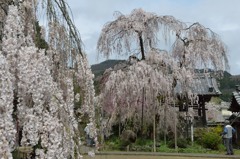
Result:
[91, 59, 125, 77]
[91, 60, 240, 102]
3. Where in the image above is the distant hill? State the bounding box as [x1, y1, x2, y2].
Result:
[91, 59, 125, 94]
[230, 75, 240, 81]
[91, 60, 240, 102]
[218, 73, 240, 101]
[91, 59, 125, 78]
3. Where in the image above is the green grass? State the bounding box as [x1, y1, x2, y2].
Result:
[158, 142, 240, 155]
[83, 155, 222, 159]
[103, 138, 240, 155]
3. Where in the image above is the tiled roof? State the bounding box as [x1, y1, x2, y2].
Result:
[174, 75, 221, 96]
[229, 86, 240, 112]
[192, 76, 221, 95]
[232, 91, 240, 106]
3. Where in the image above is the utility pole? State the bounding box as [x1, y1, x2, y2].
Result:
[141, 87, 145, 135]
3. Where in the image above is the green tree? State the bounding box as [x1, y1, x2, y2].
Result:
[34, 21, 48, 50]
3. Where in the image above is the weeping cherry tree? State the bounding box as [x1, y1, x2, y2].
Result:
[97, 8, 229, 146]
[0, 1, 96, 158]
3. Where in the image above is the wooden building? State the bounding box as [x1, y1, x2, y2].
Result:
[228, 85, 240, 145]
[175, 74, 222, 126]
[228, 85, 240, 112]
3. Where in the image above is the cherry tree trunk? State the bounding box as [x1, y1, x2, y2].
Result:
[153, 110, 156, 152]
[138, 32, 145, 60]
[174, 99, 178, 150]
[164, 103, 167, 145]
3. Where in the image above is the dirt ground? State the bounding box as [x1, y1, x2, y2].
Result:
[82, 155, 219, 159]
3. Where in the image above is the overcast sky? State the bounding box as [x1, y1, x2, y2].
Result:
[67, 0, 240, 75]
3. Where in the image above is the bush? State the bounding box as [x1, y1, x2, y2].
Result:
[194, 125, 223, 148]
[210, 97, 222, 105]
[168, 138, 189, 149]
[194, 128, 206, 145]
[202, 131, 222, 150]
[120, 130, 136, 146]
[131, 138, 154, 151]
[134, 138, 152, 146]
[213, 125, 223, 135]
[158, 143, 178, 153]
[104, 137, 122, 150]
[180, 144, 207, 153]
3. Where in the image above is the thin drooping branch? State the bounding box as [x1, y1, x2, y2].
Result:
[172, 22, 229, 72]
[53, 0, 83, 57]
[97, 9, 185, 60]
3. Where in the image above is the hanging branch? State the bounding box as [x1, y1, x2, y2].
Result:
[53, 0, 83, 57]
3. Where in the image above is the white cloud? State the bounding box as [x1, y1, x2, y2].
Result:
[231, 62, 240, 75]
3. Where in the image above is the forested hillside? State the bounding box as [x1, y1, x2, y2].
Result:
[91, 60, 125, 94]
[219, 72, 240, 101]
[91, 60, 125, 77]
[91, 60, 240, 102]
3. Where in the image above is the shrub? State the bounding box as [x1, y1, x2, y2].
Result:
[134, 138, 153, 146]
[194, 126, 223, 146]
[194, 128, 207, 145]
[131, 138, 154, 151]
[104, 137, 122, 150]
[120, 130, 136, 146]
[212, 125, 223, 135]
[202, 131, 222, 150]
[210, 97, 222, 105]
[168, 138, 189, 148]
